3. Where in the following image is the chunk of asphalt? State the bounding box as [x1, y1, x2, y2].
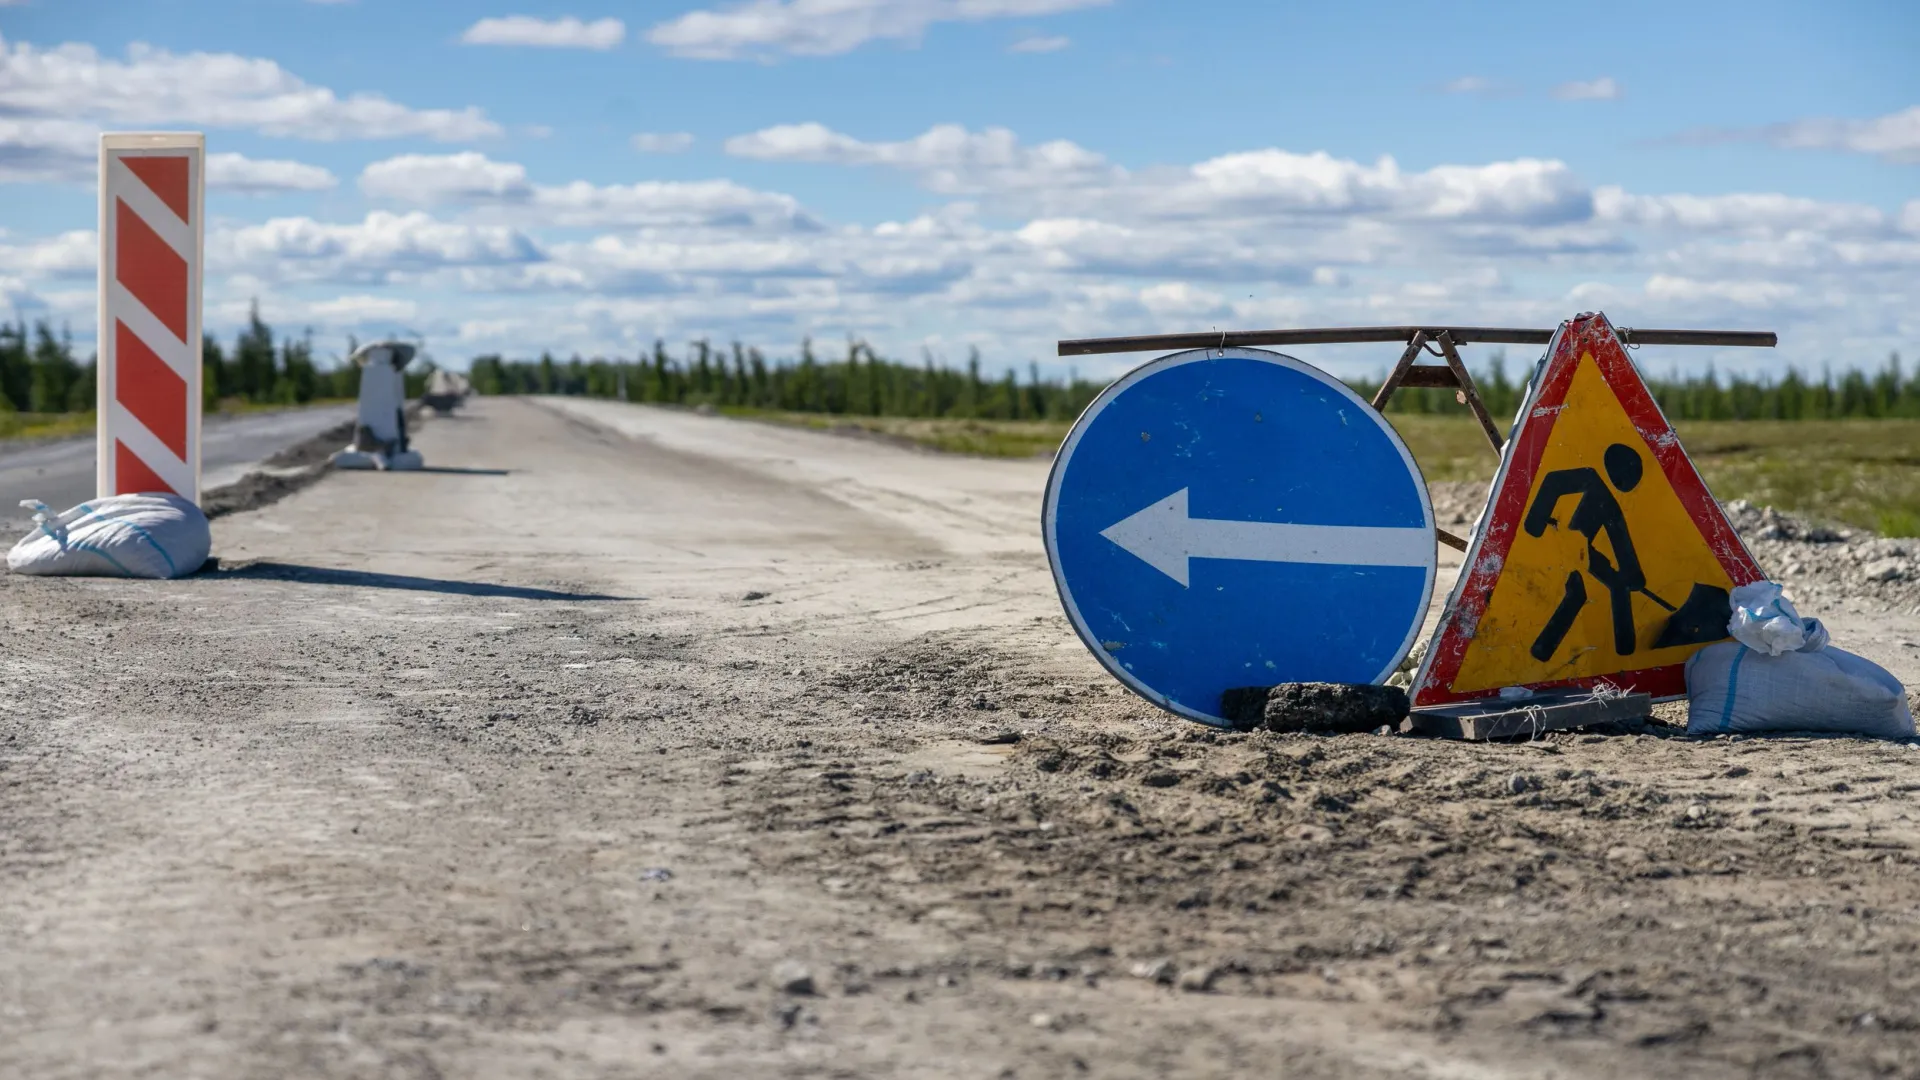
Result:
[1219, 686, 1271, 732]
[1219, 683, 1409, 735]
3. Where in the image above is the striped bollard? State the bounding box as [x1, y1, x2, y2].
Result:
[96, 132, 205, 503]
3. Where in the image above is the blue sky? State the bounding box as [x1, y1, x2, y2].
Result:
[0, 0, 1914, 377]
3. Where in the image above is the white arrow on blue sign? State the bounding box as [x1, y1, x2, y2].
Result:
[1043, 347, 1437, 727]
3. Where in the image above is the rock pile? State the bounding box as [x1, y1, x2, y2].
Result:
[1721, 500, 1920, 615]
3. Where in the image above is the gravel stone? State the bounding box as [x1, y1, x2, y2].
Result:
[1176, 966, 1218, 993]
[772, 960, 816, 996]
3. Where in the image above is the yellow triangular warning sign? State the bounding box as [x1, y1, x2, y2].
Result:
[1412, 312, 1764, 707]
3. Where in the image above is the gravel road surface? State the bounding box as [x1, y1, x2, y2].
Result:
[4, 395, 1919, 1079]
[0, 404, 355, 533]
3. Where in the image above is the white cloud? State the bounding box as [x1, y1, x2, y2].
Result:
[647, 0, 1110, 60]
[214, 211, 546, 284]
[528, 178, 807, 229]
[0, 229, 96, 277]
[726, 122, 1117, 194]
[356, 152, 808, 229]
[1643, 274, 1800, 308]
[0, 33, 500, 141]
[361, 151, 534, 202]
[303, 295, 420, 323]
[632, 132, 695, 153]
[726, 123, 1593, 225]
[0, 119, 336, 192]
[1137, 281, 1228, 318]
[1438, 76, 1515, 98]
[1009, 35, 1069, 53]
[460, 16, 627, 50]
[1409, 159, 1591, 222]
[1594, 187, 1886, 235]
[1744, 106, 1920, 164]
[3, 114, 1911, 374]
[0, 117, 95, 182]
[207, 152, 338, 194]
[1138, 149, 1593, 228]
[1551, 77, 1620, 101]
[1179, 149, 1400, 210]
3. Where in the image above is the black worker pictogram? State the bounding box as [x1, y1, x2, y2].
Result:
[1523, 442, 1731, 663]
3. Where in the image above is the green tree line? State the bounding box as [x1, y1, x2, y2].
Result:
[470, 338, 1107, 421]
[1374, 350, 1920, 422]
[6, 316, 1915, 424]
[470, 340, 1920, 423]
[0, 302, 432, 416]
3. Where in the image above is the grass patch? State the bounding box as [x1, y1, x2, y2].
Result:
[1679, 419, 1920, 538]
[0, 410, 96, 442]
[727, 407, 1920, 537]
[0, 398, 352, 446]
[721, 407, 1070, 458]
[1386, 416, 1920, 538]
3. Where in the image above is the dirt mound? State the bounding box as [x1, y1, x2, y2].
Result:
[261, 420, 353, 469]
[203, 406, 429, 519]
[1428, 479, 1490, 529]
[1724, 499, 1920, 614]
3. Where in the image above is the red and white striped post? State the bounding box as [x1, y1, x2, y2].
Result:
[97, 132, 205, 503]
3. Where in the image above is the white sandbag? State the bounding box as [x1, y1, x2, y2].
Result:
[1728, 580, 1829, 656]
[1685, 639, 1914, 739]
[7, 494, 211, 580]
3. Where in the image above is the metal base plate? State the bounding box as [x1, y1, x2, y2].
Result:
[1409, 690, 1652, 741]
[330, 449, 425, 471]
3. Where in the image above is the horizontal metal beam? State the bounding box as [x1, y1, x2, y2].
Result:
[1056, 325, 1778, 356]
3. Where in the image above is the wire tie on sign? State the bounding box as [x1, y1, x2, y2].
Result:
[1620, 327, 1640, 350]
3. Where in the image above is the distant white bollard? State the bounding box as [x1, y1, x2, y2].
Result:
[422, 368, 467, 416]
[329, 341, 424, 471]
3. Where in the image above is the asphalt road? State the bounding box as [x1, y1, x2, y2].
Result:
[0, 404, 353, 532]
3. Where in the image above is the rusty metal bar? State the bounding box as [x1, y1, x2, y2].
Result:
[1057, 325, 1777, 356]
[1615, 328, 1777, 348]
[1369, 332, 1430, 411]
[1435, 332, 1505, 455]
[1370, 333, 1481, 554]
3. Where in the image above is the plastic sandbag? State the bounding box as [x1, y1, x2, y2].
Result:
[1686, 642, 1913, 738]
[7, 494, 211, 580]
[1728, 580, 1830, 656]
[1687, 584, 1912, 738]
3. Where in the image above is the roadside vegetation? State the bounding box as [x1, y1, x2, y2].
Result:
[472, 337, 1920, 425]
[472, 338, 1920, 537]
[0, 304, 428, 442]
[9, 321, 1916, 534]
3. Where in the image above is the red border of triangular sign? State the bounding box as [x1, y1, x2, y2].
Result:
[1411, 311, 1765, 707]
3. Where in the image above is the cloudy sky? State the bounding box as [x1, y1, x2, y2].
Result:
[0, 0, 1913, 377]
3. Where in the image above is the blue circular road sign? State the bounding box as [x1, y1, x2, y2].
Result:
[1043, 347, 1436, 727]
